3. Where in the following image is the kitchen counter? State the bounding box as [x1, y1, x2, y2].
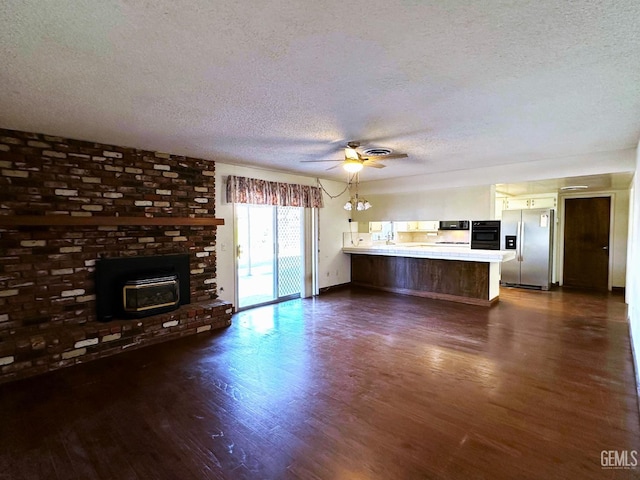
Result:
[342, 244, 515, 263]
[343, 244, 515, 307]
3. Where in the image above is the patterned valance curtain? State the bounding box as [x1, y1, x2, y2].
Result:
[226, 175, 324, 208]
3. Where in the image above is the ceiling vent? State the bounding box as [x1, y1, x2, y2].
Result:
[359, 147, 393, 156]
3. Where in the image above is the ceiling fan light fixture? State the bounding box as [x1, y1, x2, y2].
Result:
[343, 159, 363, 173]
[344, 147, 359, 160]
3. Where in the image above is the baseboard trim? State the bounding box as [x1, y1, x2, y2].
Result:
[318, 282, 352, 294]
[628, 315, 640, 420]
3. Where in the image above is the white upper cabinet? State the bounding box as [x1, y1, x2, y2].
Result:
[418, 221, 439, 231]
[369, 221, 384, 232]
[529, 197, 557, 209]
[504, 198, 532, 210]
[393, 220, 439, 232]
[393, 221, 408, 232]
[502, 196, 557, 210]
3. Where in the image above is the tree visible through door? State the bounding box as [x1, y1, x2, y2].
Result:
[563, 197, 610, 290]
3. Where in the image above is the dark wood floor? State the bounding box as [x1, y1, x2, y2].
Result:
[1, 287, 638, 479]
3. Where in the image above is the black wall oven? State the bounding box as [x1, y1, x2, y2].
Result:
[471, 220, 501, 250]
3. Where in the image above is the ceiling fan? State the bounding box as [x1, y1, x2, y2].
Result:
[300, 141, 408, 172]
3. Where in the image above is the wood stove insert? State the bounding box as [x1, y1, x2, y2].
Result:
[95, 253, 190, 322]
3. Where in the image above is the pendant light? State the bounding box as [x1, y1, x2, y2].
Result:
[343, 173, 371, 211]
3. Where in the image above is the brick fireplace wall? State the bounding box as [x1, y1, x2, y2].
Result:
[0, 128, 232, 383]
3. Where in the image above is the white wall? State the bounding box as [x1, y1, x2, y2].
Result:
[352, 184, 494, 223]
[627, 143, 640, 397]
[315, 178, 354, 289]
[214, 163, 351, 308]
[612, 190, 630, 287]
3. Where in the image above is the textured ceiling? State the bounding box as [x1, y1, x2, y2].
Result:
[0, 1, 639, 185]
[496, 171, 633, 196]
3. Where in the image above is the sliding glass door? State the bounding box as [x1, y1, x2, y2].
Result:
[236, 204, 303, 309]
[276, 206, 303, 298]
[236, 204, 275, 308]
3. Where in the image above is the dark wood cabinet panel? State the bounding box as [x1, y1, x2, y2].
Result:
[351, 255, 491, 306]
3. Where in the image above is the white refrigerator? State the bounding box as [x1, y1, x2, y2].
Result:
[500, 208, 554, 290]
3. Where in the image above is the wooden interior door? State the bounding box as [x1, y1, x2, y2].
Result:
[562, 197, 610, 290]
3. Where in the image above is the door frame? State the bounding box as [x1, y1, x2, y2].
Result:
[232, 204, 319, 311]
[557, 192, 615, 290]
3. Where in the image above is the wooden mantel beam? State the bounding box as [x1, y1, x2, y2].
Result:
[0, 216, 225, 227]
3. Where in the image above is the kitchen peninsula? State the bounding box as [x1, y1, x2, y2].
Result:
[343, 244, 516, 306]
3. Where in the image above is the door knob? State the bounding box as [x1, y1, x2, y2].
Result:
[602, 246, 609, 250]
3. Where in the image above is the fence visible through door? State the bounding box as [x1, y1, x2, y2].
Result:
[277, 206, 303, 297]
[236, 204, 303, 309]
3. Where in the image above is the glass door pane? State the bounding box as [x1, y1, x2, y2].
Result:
[236, 204, 276, 309]
[277, 206, 303, 298]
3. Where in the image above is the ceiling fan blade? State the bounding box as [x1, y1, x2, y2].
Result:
[363, 161, 386, 169]
[300, 159, 343, 163]
[361, 153, 408, 160]
[326, 164, 344, 171]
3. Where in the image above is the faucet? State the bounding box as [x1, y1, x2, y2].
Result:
[385, 233, 395, 245]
